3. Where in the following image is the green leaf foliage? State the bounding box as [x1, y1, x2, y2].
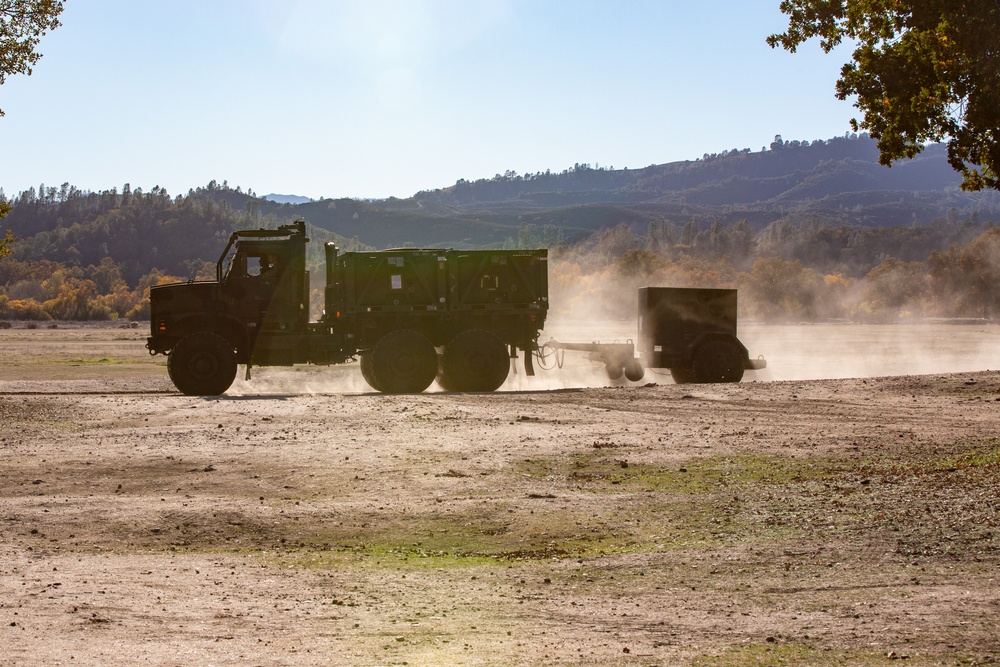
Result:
[769, 0, 1000, 191]
[0, 0, 64, 116]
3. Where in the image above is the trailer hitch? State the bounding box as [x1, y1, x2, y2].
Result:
[542, 339, 645, 382]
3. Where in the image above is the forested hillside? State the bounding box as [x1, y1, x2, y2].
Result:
[2, 134, 1000, 323]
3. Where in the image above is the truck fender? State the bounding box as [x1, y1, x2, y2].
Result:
[171, 315, 249, 361]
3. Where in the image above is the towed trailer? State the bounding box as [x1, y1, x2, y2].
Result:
[544, 287, 765, 385]
[147, 221, 763, 395]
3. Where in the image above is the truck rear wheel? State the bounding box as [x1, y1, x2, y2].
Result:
[167, 332, 238, 396]
[439, 329, 510, 392]
[371, 329, 437, 393]
[358, 352, 382, 392]
[670, 367, 696, 384]
[692, 339, 745, 383]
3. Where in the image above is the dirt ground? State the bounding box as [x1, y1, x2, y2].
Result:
[1, 326, 998, 666]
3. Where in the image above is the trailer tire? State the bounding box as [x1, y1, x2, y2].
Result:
[359, 352, 383, 392]
[439, 329, 510, 392]
[624, 358, 645, 382]
[167, 332, 238, 396]
[692, 339, 745, 383]
[371, 329, 437, 393]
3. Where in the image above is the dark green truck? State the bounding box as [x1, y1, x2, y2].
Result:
[147, 221, 548, 395]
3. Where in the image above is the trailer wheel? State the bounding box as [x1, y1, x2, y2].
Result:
[371, 329, 437, 393]
[358, 352, 383, 392]
[167, 332, 237, 396]
[440, 329, 510, 392]
[624, 358, 645, 382]
[692, 339, 745, 383]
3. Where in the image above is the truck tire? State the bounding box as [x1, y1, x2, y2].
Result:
[692, 339, 745, 383]
[167, 332, 238, 396]
[358, 352, 382, 392]
[670, 367, 696, 384]
[435, 353, 456, 392]
[439, 329, 510, 392]
[371, 329, 437, 393]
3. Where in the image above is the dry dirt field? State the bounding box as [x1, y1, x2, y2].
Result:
[1, 326, 999, 666]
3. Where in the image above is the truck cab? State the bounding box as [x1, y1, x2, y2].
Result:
[147, 221, 319, 394]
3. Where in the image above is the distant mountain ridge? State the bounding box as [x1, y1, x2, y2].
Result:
[4, 134, 1000, 282]
[229, 134, 999, 249]
[263, 193, 311, 205]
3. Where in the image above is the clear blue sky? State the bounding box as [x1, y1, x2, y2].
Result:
[1, 0, 856, 201]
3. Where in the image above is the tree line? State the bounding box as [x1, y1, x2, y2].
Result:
[0, 181, 362, 322]
[548, 221, 1000, 323]
[1, 179, 999, 323]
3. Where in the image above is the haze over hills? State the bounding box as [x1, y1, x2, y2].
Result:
[5, 133, 1000, 323]
[232, 134, 998, 249]
[263, 194, 312, 205]
[3, 133, 1000, 281]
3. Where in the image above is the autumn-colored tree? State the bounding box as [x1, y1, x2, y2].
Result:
[0, 295, 49, 320]
[820, 272, 855, 320]
[660, 256, 737, 290]
[0, 228, 12, 260]
[967, 228, 1000, 318]
[0, 0, 65, 116]
[0, 189, 11, 259]
[856, 258, 927, 321]
[927, 228, 1000, 318]
[739, 256, 825, 321]
[769, 0, 1000, 190]
[125, 269, 184, 320]
[42, 276, 103, 320]
[614, 248, 668, 279]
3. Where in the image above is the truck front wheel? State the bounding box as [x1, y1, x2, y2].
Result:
[371, 329, 437, 393]
[167, 332, 238, 396]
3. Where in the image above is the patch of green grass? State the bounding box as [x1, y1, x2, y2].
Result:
[853, 438, 1000, 483]
[941, 440, 1000, 469]
[518, 451, 843, 494]
[304, 513, 636, 567]
[65, 357, 129, 365]
[87, 438, 1000, 571]
[150, 509, 637, 567]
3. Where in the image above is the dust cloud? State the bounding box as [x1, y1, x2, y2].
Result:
[225, 319, 997, 395]
[229, 317, 998, 396]
[227, 348, 626, 396]
[740, 322, 1000, 381]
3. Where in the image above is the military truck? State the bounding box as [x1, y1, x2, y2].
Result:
[146, 221, 548, 395]
[147, 221, 763, 395]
